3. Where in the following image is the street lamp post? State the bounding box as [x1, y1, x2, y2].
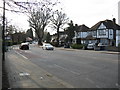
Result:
[2, 0, 5, 61]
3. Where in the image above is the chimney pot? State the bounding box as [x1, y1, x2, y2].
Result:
[113, 18, 116, 23]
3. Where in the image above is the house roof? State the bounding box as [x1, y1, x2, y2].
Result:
[77, 24, 90, 32]
[90, 19, 120, 31]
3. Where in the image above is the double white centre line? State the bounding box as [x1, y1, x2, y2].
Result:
[54, 64, 80, 75]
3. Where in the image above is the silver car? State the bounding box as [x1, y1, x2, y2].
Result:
[42, 44, 54, 50]
[87, 43, 95, 50]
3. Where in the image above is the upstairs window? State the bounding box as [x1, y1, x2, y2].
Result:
[109, 30, 113, 35]
[98, 29, 106, 36]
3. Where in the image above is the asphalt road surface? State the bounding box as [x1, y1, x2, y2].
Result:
[0, 38, 2, 89]
[6, 44, 119, 88]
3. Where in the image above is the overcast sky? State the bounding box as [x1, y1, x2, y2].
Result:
[0, 0, 120, 34]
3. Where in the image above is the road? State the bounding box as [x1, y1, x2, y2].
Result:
[6, 44, 119, 88]
[0, 37, 2, 89]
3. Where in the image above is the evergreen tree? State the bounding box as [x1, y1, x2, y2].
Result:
[26, 28, 33, 39]
[65, 20, 79, 43]
[46, 32, 51, 43]
[65, 20, 74, 43]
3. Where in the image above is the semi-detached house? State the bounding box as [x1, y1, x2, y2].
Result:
[73, 19, 120, 47]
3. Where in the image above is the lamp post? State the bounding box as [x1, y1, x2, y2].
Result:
[2, 0, 5, 61]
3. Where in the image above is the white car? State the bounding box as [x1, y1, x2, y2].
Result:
[19, 42, 29, 50]
[42, 44, 54, 50]
[87, 43, 95, 50]
[98, 43, 107, 46]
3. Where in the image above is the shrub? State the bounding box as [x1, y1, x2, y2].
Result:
[118, 43, 120, 47]
[6, 41, 12, 46]
[71, 44, 84, 49]
[50, 42, 58, 47]
[118, 43, 120, 52]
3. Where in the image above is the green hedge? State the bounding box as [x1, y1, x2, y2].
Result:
[50, 42, 58, 47]
[118, 43, 120, 47]
[118, 43, 120, 52]
[71, 44, 84, 49]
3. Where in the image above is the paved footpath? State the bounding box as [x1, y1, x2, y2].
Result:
[56, 47, 119, 54]
[5, 50, 74, 88]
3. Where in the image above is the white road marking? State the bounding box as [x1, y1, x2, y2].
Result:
[85, 78, 101, 88]
[19, 72, 30, 76]
[25, 50, 32, 53]
[86, 78, 94, 84]
[96, 85, 101, 88]
[116, 83, 120, 87]
[15, 51, 28, 59]
[54, 64, 80, 75]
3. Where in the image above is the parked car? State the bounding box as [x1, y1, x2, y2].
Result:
[97, 43, 107, 46]
[97, 43, 107, 50]
[64, 43, 70, 48]
[42, 43, 54, 50]
[98, 43, 103, 46]
[19, 42, 29, 50]
[87, 43, 95, 50]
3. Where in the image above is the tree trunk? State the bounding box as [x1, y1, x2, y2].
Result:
[57, 27, 60, 47]
[35, 29, 43, 45]
[38, 38, 43, 45]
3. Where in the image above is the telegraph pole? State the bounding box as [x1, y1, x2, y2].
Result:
[2, 0, 5, 61]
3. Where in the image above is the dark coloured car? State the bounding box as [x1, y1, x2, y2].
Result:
[64, 43, 70, 48]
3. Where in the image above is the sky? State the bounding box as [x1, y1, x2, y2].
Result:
[0, 0, 120, 34]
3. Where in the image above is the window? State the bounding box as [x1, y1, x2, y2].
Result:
[100, 39, 108, 45]
[98, 29, 106, 35]
[93, 31, 96, 36]
[109, 30, 113, 35]
[116, 30, 120, 36]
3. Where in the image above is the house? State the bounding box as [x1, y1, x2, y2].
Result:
[90, 19, 120, 47]
[51, 31, 67, 46]
[73, 19, 120, 47]
[10, 32, 27, 44]
[0, 25, 2, 40]
[72, 24, 90, 44]
[118, 1, 120, 25]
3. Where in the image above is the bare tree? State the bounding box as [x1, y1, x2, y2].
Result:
[50, 10, 69, 46]
[1, 0, 60, 45]
[26, 28, 33, 39]
[28, 1, 59, 45]
[28, 8, 51, 45]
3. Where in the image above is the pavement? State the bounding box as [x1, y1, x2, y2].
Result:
[5, 50, 74, 88]
[39, 43, 119, 54]
[56, 47, 119, 54]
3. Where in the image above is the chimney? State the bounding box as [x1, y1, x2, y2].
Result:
[113, 18, 116, 24]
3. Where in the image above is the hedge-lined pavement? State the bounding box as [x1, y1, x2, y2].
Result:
[56, 47, 119, 54]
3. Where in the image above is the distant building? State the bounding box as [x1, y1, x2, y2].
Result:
[118, 1, 120, 25]
[0, 25, 2, 39]
[10, 32, 27, 44]
[51, 31, 67, 46]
